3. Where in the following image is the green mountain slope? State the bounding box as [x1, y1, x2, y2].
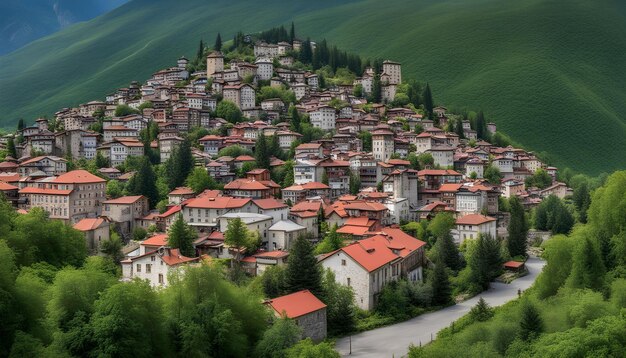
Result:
[0, 0, 625, 175]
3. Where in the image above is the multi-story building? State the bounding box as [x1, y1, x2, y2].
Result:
[121, 247, 199, 287]
[102, 195, 149, 236]
[372, 127, 395, 162]
[223, 84, 255, 110]
[18, 170, 106, 223]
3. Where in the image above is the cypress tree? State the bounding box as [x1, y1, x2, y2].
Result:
[255, 133, 270, 169]
[285, 235, 323, 297]
[289, 106, 301, 133]
[270, 135, 281, 159]
[507, 195, 528, 257]
[476, 111, 487, 140]
[282, 161, 295, 188]
[6, 137, 16, 158]
[214, 32, 222, 51]
[167, 214, 196, 257]
[519, 301, 543, 340]
[371, 74, 382, 103]
[127, 157, 159, 208]
[422, 83, 434, 116]
[17, 118, 24, 131]
[196, 39, 204, 62]
[431, 259, 451, 306]
[437, 232, 462, 271]
[455, 119, 465, 139]
[290, 22, 295, 43]
[349, 170, 361, 195]
[165, 138, 195, 190]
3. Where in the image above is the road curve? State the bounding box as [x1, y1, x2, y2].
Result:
[335, 256, 546, 358]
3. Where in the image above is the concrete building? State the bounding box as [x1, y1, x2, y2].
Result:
[372, 127, 395, 162]
[454, 214, 497, 244]
[206, 51, 224, 78]
[121, 247, 199, 287]
[102, 195, 149, 236]
[267, 220, 306, 251]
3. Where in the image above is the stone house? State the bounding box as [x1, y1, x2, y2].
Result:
[454, 214, 497, 244]
[267, 290, 327, 342]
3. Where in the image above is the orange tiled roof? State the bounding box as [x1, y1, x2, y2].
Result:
[73, 217, 107, 231]
[456, 214, 496, 225]
[268, 290, 326, 318]
[53, 170, 106, 184]
[103, 195, 144, 205]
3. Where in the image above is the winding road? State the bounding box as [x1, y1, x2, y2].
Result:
[335, 256, 546, 357]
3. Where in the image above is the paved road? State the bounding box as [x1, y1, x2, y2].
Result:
[335, 256, 546, 358]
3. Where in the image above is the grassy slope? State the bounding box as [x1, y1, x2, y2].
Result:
[0, 0, 624, 175]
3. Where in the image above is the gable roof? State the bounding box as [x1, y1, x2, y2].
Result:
[53, 170, 106, 184]
[267, 290, 326, 319]
[73, 217, 107, 231]
[142, 234, 168, 247]
[456, 214, 496, 225]
[185, 196, 251, 209]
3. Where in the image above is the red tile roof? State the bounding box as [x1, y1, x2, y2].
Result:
[253, 198, 288, 210]
[0, 181, 18, 191]
[291, 201, 323, 212]
[19, 187, 72, 195]
[439, 183, 463, 192]
[159, 205, 181, 218]
[418, 169, 461, 176]
[504, 260, 524, 269]
[268, 290, 326, 318]
[224, 179, 271, 191]
[456, 214, 496, 225]
[169, 187, 194, 195]
[160, 248, 199, 266]
[185, 196, 250, 209]
[141, 234, 168, 247]
[73, 217, 107, 231]
[53, 170, 106, 184]
[336, 225, 370, 236]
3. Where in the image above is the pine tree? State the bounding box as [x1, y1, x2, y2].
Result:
[165, 138, 195, 190]
[214, 32, 222, 51]
[255, 133, 271, 169]
[349, 170, 361, 195]
[126, 157, 159, 208]
[95, 151, 109, 168]
[196, 39, 204, 63]
[507, 195, 528, 257]
[282, 161, 295, 188]
[469, 297, 494, 322]
[431, 259, 451, 306]
[167, 214, 196, 257]
[289, 106, 301, 133]
[17, 118, 24, 131]
[270, 135, 282, 160]
[371, 74, 382, 103]
[469, 234, 502, 290]
[6, 137, 16, 158]
[455, 119, 465, 139]
[290, 22, 295, 43]
[422, 83, 434, 116]
[519, 301, 543, 340]
[436, 232, 462, 271]
[476, 111, 487, 140]
[285, 235, 323, 296]
[568, 237, 606, 291]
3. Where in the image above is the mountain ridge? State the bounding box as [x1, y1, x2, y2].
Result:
[0, 0, 625, 175]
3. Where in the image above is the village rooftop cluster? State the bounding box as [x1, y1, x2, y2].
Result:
[0, 32, 571, 342]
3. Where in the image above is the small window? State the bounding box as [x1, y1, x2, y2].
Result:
[146, 264, 152, 273]
[158, 274, 164, 284]
[347, 277, 351, 286]
[136, 264, 141, 272]
[151, 256, 156, 262]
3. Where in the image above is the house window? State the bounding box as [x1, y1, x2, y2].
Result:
[146, 264, 152, 273]
[151, 256, 156, 262]
[136, 264, 141, 272]
[341, 259, 346, 266]
[158, 274, 164, 284]
[347, 277, 351, 286]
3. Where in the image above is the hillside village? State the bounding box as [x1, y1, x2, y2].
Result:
[0, 27, 576, 345]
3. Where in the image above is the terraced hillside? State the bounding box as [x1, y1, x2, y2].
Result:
[1, 0, 625, 174]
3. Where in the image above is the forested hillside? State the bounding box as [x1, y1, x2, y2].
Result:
[1, 0, 625, 173]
